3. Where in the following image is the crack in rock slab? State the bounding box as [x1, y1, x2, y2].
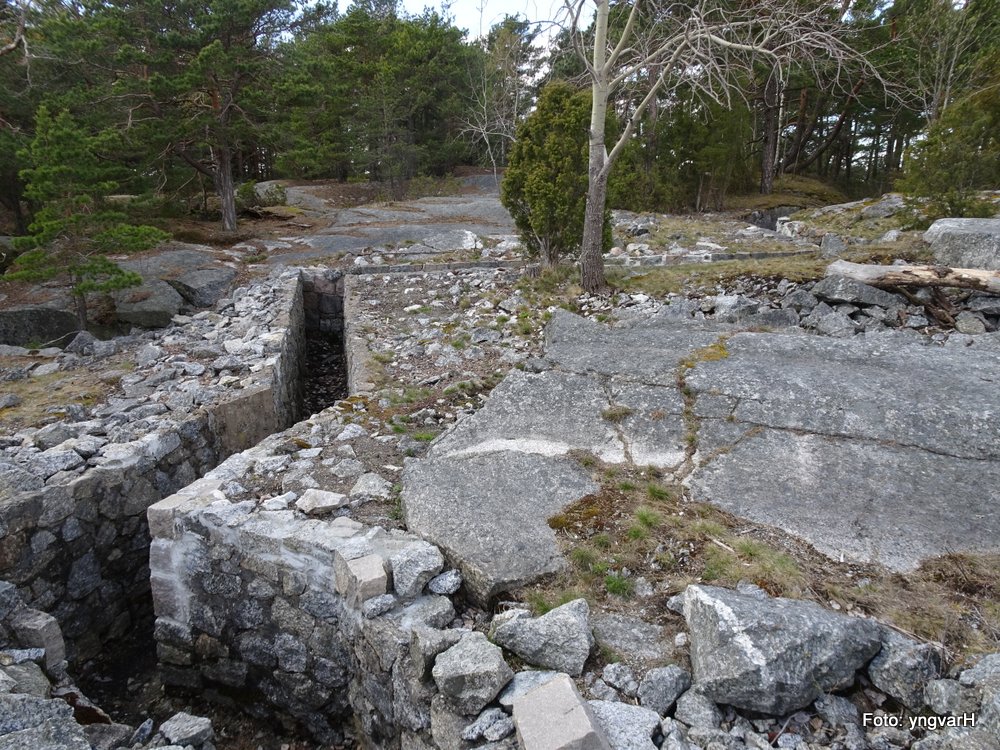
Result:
[686, 427, 1000, 571]
[545, 310, 728, 385]
[402, 451, 598, 605]
[685, 332, 1000, 460]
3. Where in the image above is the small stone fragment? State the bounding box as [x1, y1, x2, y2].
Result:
[638, 665, 691, 716]
[294, 488, 347, 516]
[428, 570, 463, 595]
[432, 632, 513, 716]
[159, 711, 213, 746]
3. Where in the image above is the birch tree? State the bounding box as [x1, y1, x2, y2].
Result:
[563, 0, 882, 293]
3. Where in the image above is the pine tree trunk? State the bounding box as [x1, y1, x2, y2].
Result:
[759, 71, 779, 195]
[214, 146, 238, 232]
[74, 293, 87, 331]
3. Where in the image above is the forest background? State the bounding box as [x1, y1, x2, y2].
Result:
[0, 0, 998, 258]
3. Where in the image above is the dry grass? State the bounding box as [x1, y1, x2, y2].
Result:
[725, 175, 850, 212]
[525, 457, 1000, 665]
[621, 239, 933, 298]
[0, 357, 133, 431]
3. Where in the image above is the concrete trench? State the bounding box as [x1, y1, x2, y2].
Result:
[0, 268, 350, 671]
[0, 262, 520, 747]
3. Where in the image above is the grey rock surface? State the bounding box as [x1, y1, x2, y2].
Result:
[0, 718, 92, 750]
[867, 628, 942, 710]
[811, 275, 902, 308]
[113, 279, 184, 328]
[431, 370, 625, 463]
[159, 711, 214, 745]
[428, 570, 463, 596]
[402, 452, 598, 604]
[591, 614, 671, 663]
[683, 330, 1000, 570]
[497, 670, 562, 709]
[410, 626, 464, 679]
[432, 632, 513, 716]
[587, 700, 660, 750]
[544, 310, 724, 386]
[925, 218, 1000, 270]
[167, 267, 237, 307]
[959, 652, 1000, 695]
[637, 665, 691, 716]
[601, 663, 638, 698]
[924, 679, 979, 716]
[462, 708, 510, 742]
[511, 673, 611, 750]
[683, 584, 882, 714]
[491, 599, 594, 677]
[391, 542, 445, 599]
[672, 689, 722, 730]
[0, 306, 80, 348]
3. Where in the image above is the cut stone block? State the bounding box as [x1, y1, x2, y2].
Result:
[295, 488, 348, 516]
[9, 609, 66, 672]
[334, 553, 388, 608]
[512, 673, 611, 750]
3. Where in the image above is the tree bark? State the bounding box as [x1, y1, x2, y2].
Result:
[579, 0, 611, 295]
[759, 69, 779, 195]
[73, 292, 88, 330]
[580, 156, 609, 293]
[827, 260, 1000, 295]
[792, 78, 863, 173]
[213, 145, 238, 232]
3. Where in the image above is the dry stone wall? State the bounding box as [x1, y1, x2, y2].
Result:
[147, 438, 461, 746]
[0, 268, 315, 664]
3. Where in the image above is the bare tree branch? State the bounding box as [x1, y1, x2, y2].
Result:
[0, 0, 26, 59]
[554, 0, 891, 294]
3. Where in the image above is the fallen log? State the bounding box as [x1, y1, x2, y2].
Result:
[826, 260, 1000, 295]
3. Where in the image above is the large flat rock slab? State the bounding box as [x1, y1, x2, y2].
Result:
[270, 188, 516, 264]
[686, 428, 1000, 570]
[685, 332, 1000, 460]
[402, 452, 598, 604]
[404, 311, 1000, 602]
[545, 310, 725, 385]
[431, 368, 688, 470]
[432, 370, 626, 463]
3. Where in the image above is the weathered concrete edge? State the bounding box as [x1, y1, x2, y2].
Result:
[342, 274, 377, 396]
[0, 270, 309, 665]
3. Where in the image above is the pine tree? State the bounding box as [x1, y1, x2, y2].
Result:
[6, 106, 167, 328]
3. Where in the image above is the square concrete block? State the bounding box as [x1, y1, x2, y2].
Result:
[334, 553, 388, 608]
[10, 608, 66, 671]
[513, 673, 611, 750]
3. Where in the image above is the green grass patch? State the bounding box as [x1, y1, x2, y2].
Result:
[635, 506, 662, 528]
[647, 483, 674, 502]
[604, 574, 634, 597]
